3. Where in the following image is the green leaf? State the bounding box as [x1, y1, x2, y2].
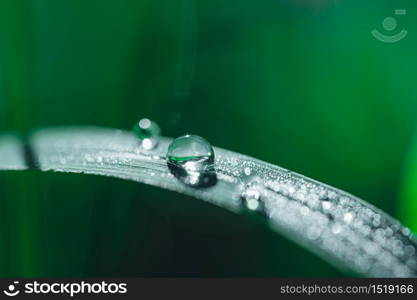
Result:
[1, 126, 416, 277]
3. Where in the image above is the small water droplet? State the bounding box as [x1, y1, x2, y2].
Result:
[244, 167, 252, 176]
[241, 188, 265, 215]
[166, 134, 216, 187]
[385, 227, 394, 237]
[404, 245, 415, 257]
[343, 212, 354, 224]
[133, 118, 161, 150]
[402, 227, 411, 236]
[322, 201, 332, 210]
[332, 224, 342, 234]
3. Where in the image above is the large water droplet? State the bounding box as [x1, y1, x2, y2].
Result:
[166, 135, 216, 187]
[167, 135, 214, 171]
[133, 118, 161, 150]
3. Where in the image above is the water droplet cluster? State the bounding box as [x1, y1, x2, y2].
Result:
[213, 155, 417, 277]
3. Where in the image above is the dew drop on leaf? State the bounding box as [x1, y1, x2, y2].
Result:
[133, 118, 161, 150]
[166, 134, 216, 187]
[241, 187, 265, 215]
[167, 135, 214, 171]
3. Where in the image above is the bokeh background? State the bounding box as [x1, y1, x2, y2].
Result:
[0, 0, 416, 277]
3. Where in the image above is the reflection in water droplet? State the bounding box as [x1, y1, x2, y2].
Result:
[167, 135, 214, 171]
[133, 118, 161, 150]
[167, 134, 216, 187]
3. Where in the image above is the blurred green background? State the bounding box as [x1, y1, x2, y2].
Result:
[0, 0, 416, 277]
